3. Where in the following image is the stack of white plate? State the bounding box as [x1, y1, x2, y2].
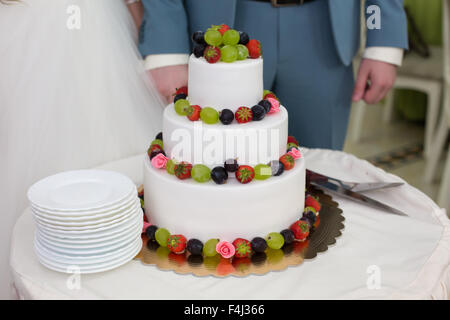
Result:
[28, 170, 143, 274]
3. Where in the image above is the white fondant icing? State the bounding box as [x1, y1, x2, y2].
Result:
[163, 104, 289, 167]
[188, 54, 264, 112]
[143, 156, 306, 243]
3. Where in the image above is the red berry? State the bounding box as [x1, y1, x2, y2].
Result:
[235, 106, 253, 123]
[287, 136, 299, 146]
[235, 165, 255, 184]
[246, 39, 262, 59]
[279, 154, 295, 170]
[204, 46, 221, 63]
[187, 105, 201, 121]
[290, 220, 310, 241]
[218, 24, 230, 35]
[167, 234, 187, 254]
[305, 195, 321, 212]
[175, 86, 188, 96]
[232, 238, 252, 258]
[174, 162, 192, 180]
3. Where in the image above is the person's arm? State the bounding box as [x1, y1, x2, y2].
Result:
[353, 0, 408, 104]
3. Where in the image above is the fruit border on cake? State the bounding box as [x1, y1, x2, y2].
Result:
[173, 86, 282, 126]
[147, 133, 302, 184]
[135, 185, 344, 277]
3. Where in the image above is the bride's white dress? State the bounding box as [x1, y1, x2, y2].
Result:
[0, 0, 164, 298]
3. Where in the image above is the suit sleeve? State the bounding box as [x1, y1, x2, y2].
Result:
[365, 0, 409, 50]
[138, 0, 191, 57]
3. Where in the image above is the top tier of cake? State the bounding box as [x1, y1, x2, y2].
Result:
[188, 54, 263, 112]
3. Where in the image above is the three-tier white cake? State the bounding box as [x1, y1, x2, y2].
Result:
[143, 54, 305, 243]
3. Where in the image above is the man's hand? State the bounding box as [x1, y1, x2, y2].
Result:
[352, 58, 397, 104]
[148, 64, 188, 103]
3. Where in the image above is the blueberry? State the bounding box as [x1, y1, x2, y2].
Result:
[192, 31, 206, 45]
[268, 160, 284, 176]
[303, 210, 317, 224]
[155, 132, 163, 141]
[211, 166, 228, 184]
[251, 237, 267, 253]
[186, 239, 203, 255]
[146, 240, 160, 251]
[150, 149, 165, 160]
[280, 229, 295, 244]
[238, 31, 249, 45]
[193, 43, 206, 58]
[258, 99, 271, 113]
[282, 242, 294, 254]
[251, 105, 266, 121]
[219, 109, 234, 125]
[145, 225, 158, 241]
[174, 93, 187, 103]
[224, 159, 239, 172]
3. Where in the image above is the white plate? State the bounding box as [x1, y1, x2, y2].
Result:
[35, 240, 142, 274]
[36, 210, 142, 240]
[34, 235, 142, 264]
[31, 191, 139, 218]
[35, 206, 142, 234]
[36, 229, 141, 255]
[36, 218, 142, 245]
[32, 198, 140, 227]
[36, 220, 143, 249]
[28, 170, 135, 211]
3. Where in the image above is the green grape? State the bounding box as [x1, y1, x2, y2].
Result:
[236, 44, 249, 60]
[220, 45, 238, 63]
[254, 164, 272, 180]
[191, 164, 211, 183]
[151, 139, 163, 149]
[266, 232, 285, 250]
[200, 107, 219, 124]
[204, 29, 223, 46]
[174, 99, 190, 116]
[223, 29, 239, 45]
[287, 142, 299, 149]
[263, 90, 272, 99]
[203, 238, 219, 257]
[166, 159, 177, 175]
[155, 228, 170, 247]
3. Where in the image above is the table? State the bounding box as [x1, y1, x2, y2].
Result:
[9, 149, 450, 299]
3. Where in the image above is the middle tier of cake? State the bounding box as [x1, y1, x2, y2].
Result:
[163, 104, 288, 167]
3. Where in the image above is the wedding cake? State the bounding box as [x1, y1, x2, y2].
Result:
[143, 25, 318, 258]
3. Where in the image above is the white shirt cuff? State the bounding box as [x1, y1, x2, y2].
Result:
[362, 47, 404, 66]
[144, 54, 190, 70]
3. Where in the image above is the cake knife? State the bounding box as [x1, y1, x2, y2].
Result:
[307, 179, 408, 216]
[306, 169, 404, 192]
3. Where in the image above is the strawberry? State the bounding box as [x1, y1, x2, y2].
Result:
[174, 162, 192, 180]
[235, 106, 253, 123]
[246, 39, 262, 59]
[167, 234, 187, 254]
[305, 195, 321, 212]
[217, 24, 230, 35]
[147, 144, 162, 155]
[232, 238, 252, 258]
[174, 86, 188, 96]
[287, 136, 299, 146]
[204, 46, 221, 63]
[235, 165, 255, 184]
[264, 93, 277, 100]
[279, 154, 295, 170]
[187, 105, 201, 121]
[290, 220, 310, 241]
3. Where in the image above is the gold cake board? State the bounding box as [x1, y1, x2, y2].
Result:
[134, 187, 344, 277]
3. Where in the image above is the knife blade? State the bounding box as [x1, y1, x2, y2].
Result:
[309, 180, 408, 216]
[306, 169, 404, 192]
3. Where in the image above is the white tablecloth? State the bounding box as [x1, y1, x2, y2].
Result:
[9, 149, 450, 299]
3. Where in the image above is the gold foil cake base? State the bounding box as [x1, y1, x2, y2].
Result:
[134, 187, 344, 277]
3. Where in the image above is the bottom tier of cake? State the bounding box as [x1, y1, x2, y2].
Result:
[143, 156, 306, 243]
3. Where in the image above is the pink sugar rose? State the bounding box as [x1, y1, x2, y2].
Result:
[216, 241, 235, 259]
[151, 153, 168, 169]
[266, 97, 280, 114]
[288, 147, 302, 160]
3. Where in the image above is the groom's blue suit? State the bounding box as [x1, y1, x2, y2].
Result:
[139, 0, 408, 149]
